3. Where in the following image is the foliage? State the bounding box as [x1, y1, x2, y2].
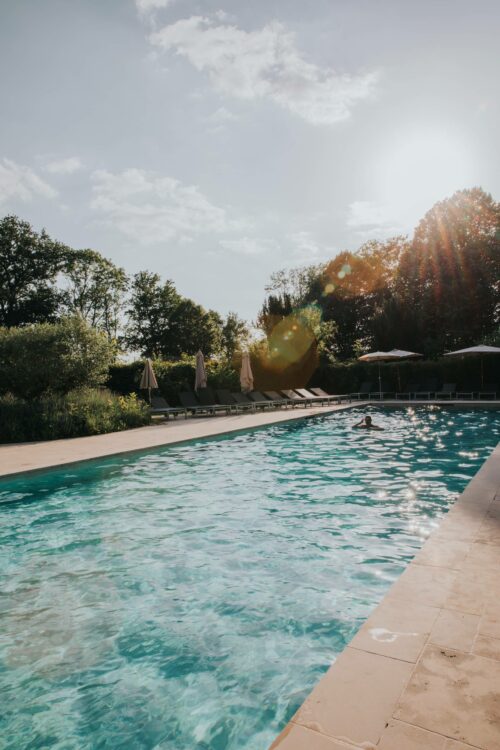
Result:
[0, 317, 116, 400]
[0, 389, 150, 444]
[258, 189, 499, 359]
[0, 215, 68, 327]
[220, 312, 250, 359]
[62, 249, 128, 338]
[124, 271, 247, 359]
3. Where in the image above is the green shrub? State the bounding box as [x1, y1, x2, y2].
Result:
[0, 388, 150, 443]
[0, 317, 116, 400]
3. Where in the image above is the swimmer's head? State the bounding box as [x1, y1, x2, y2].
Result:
[365, 416, 372, 425]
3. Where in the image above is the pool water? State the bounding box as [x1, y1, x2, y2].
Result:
[0, 406, 498, 749]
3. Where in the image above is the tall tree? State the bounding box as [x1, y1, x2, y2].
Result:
[124, 271, 181, 357]
[220, 312, 250, 360]
[0, 215, 67, 327]
[62, 249, 128, 338]
[396, 188, 500, 354]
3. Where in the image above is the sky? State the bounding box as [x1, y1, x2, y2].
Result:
[0, 0, 499, 321]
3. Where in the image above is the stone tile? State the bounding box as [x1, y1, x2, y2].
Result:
[377, 719, 445, 750]
[429, 609, 479, 652]
[269, 723, 355, 749]
[395, 644, 500, 750]
[445, 568, 497, 616]
[473, 634, 500, 661]
[460, 542, 500, 575]
[443, 742, 480, 750]
[479, 600, 500, 640]
[293, 647, 413, 748]
[387, 563, 456, 608]
[475, 507, 500, 545]
[350, 597, 439, 662]
[413, 539, 471, 570]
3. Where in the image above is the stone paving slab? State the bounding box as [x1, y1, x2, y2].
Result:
[270, 443, 500, 750]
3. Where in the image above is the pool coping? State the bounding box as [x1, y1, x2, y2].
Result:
[270, 440, 500, 750]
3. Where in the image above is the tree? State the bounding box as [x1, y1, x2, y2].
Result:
[0, 215, 67, 327]
[166, 300, 223, 357]
[0, 316, 116, 400]
[62, 249, 128, 338]
[396, 188, 500, 355]
[220, 312, 250, 360]
[124, 271, 182, 357]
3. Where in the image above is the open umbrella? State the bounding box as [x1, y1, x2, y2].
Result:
[240, 351, 254, 393]
[444, 344, 500, 387]
[386, 349, 423, 391]
[139, 358, 158, 404]
[358, 351, 401, 398]
[194, 350, 207, 392]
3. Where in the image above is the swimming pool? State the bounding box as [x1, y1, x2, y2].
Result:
[0, 406, 498, 749]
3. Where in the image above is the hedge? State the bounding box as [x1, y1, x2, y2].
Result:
[0, 389, 150, 443]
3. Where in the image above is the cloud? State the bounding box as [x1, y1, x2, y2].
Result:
[135, 0, 175, 17]
[207, 106, 238, 125]
[347, 200, 404, 237]
[90, 167, 237, 244]
[288, 230, 331, 263]
[0, 158, 57, 205]
[150, 17, 378, 125]
[219, 237, 280, 255]
[44, 156, 83, 175]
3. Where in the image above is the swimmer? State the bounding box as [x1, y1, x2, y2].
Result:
[352, 415, 384, 431]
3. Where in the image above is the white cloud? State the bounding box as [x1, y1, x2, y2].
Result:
[207, 106, 238, 126]
[90, 167, 237, 244]
[347, 200, 404, 238]
[136, 0, 175, 17]
[44, 156, 83, 175]
[0, 158, 57, 205]
[288, 230, 330, 263]
[150, 17, 378, 125]
[219, 236, 279, 255]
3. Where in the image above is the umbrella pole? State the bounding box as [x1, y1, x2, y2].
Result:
[481, 357, 484, 388]
[378, 362, 382, 399]
[397, 365, 401, 392]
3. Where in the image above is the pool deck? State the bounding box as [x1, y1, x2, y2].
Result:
[270, 440, 500, 750]
[1, 400, 499, 749]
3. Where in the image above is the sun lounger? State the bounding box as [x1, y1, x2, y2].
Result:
[150, 395, 187, 419]
[456, 385, 475, 399]
[396, 383, 420, 399]
[309, 387, 351, 404]
[179, 391, 227, 416]
[231, 392, 256, 409]
[350, 382, 373, 399]
[197, 387, 233, 413]
[295, 388, 330, 404]
[248, 391, 275, 409]
[369, 382, 396, 399]
[414, 379, 438, 399]
[475, 384, 497, 399]
[280, 389, 312, 407]
[216, 389, 253, 412]
[434, 383, 456, 399]
[263, 391, 289, 407]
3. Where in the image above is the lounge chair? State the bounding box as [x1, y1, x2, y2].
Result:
[248, 391, 275, 409]
[280, 389, 312, 407]
[396, 383, 420, 399]
[263, 391, 289, 407]
[456, 385, 475, 400]
[231, 392, 257, 411]
[179, 391, 227, 416]
[350, 382, 373, 399]
[434, 383, 456, 399]
[150, 395, 187, 419]
[475, 384, 497, 399]
[216, 389, 253, 412]
[197, 387, 233, 413]
[369, 382, 396, 399]
[309, 387, 351, 404]
[295, 388, 331, 405]
[414, 379, 439, 399]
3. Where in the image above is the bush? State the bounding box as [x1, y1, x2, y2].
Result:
[0, 388, 150, 443]
[0, 317, 116, 400]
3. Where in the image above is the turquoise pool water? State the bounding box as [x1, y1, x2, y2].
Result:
[0, 406, 498, 749]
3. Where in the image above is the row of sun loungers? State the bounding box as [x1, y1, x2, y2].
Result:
[150, 387, 350, 419]
[351, 381, 498, 400]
